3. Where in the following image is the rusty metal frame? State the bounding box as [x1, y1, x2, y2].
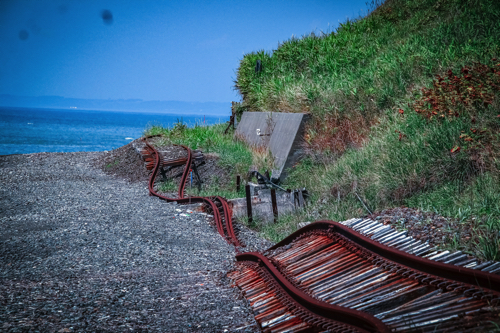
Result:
[269, 221, 500, 297]
[236, 252, 391, 333]
[142, 137, 242, 247]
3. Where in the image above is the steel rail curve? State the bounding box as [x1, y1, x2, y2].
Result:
[142, 137, 241, 247]
[236, 252, 391, 333]
[140, 137, 500, 332]
[268, 221, 500, 296]
[142, 137, 380, 332]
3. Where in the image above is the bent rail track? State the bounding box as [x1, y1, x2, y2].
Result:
[232, 220, 500, 332]
[140, 136, 500, 332]
[141, 137, 241, 247]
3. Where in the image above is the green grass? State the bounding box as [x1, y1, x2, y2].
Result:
[236, 0, 500, 120]
[144, 121, 253, 199]
[232, 0, 500, 259]
[157, 178, 178, 193]
[142, 0, 500, 260]
[184, 182, 247, 200]
[106, 159, 119, 168]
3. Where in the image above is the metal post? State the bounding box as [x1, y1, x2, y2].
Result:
[298, 189, 305, 208]
[236, 175, 241, 192]
[245, 184, 253, 224]
[271, 188, 278, 223]
[192, 163, 202, 191]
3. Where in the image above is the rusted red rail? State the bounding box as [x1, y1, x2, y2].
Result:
[142, 137, 241, 247]
[233, 252, 390, 333]
[140, 136, 500, 332]
[143, 156, 187, 170]
[232, 220, 500, 332]
[141, 137, 379, 332]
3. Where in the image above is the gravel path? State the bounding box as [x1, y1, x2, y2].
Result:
[0, 151, 260, 332]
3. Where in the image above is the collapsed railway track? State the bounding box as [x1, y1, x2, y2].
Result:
[231, 220, 500, 332]
[141, 136, 500, 332]
[141, 137, 241, 248]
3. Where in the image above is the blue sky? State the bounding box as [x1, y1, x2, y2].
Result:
[0, 0, 370, 104]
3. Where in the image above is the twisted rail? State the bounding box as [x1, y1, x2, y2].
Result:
[141, 137, 500, 332]
[142, 137, 241, 247]
[232, 220, 500, 332]
[268, 221, 500, 296]
[142, 137, 384, 332]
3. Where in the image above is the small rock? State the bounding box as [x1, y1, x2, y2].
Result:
[298, 222, 311, 228]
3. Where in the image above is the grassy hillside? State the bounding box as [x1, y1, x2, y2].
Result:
[234, 0, 500, 260]
[145, 122, 272, 199]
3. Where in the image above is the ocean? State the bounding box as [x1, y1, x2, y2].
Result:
[0, 107, 228, 155]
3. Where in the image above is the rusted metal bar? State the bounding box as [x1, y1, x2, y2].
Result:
[268, 221, 500, 295]
[235, 252, 391, 333]
[141, 137, 242, 247]
[245, 184, 253, 225]
[271, 188, 278, 223]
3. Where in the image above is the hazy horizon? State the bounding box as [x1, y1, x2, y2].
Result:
[0, 94, 231, 115]
[1, 0, 370, 114]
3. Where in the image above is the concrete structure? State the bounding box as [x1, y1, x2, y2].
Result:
[235, 112, 309, 182]
[229, 189, 297, 225]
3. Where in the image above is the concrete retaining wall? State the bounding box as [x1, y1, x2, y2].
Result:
[235, 112, 309, 181]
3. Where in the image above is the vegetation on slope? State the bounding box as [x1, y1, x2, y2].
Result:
[145, 122, 276, 199]
[234, 0, 500, 260]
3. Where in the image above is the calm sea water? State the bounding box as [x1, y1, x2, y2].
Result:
[0, 107, 228, 155]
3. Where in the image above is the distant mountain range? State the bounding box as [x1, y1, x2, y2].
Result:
[0, 94, 231, 116]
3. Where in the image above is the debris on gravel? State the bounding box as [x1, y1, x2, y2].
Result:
[0, 149, 260, 332]
[234, 223, 274, 253]
[94, 141, 150, 183]
[368, 207, 475, 254]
